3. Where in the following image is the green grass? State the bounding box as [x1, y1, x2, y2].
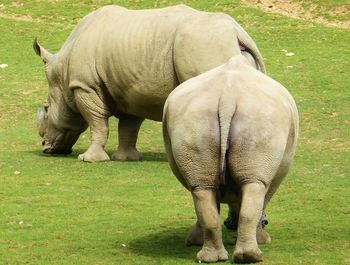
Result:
[0, 1, 349, 264]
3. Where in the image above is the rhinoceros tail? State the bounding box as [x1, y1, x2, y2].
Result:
[231, 19, 266, 73]
[218, 90, 237, 185]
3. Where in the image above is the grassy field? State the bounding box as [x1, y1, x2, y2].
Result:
[0, 0, 349, 264]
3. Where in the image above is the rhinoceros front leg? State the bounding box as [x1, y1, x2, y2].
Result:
[74, 88, 110, 162]
[186, 220, 203, 246]
[111, 115, 143, 161]
[233, 182, 266, 263]
[192, 188, 228, 263]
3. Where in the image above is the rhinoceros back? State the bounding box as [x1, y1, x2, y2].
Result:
[61, 5, 246, 121]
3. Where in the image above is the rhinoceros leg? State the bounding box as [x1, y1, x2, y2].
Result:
[186, 220, 203, 246]
[233, 182, 265, 263]
[192, 188, 228, 263]
[224, 204, 239, 231]
[111, 116, 143, 161]
[225, 205, 271, 244]
[74, 88, 110, 162]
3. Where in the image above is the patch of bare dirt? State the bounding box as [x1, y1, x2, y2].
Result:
[0, 3, 72, 26]
[0, 12, 33, 22]
[0, 3, 33, 21]
[242, 0, 350, 29]
[329, 5, 349, 15]
[0, 11, 74, 29]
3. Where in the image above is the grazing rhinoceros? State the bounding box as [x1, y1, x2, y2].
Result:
[162, 55, 299, 263]
[34, 4, 266, 162]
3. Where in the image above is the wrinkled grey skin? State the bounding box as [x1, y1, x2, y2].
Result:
[34, 4, 266, 162]
[163, 55, 299, 263]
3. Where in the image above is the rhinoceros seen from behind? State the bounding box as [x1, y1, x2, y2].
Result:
[34, 4, 266, 162]
[162, 55, 299, 263]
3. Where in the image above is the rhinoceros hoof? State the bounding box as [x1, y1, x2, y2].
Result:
[196, 246, 228, 263]
[78, 150, 110, 162]
[111, 149, 142, 161]
[256, 227, 271, 245]
[233, 245, 263, 264]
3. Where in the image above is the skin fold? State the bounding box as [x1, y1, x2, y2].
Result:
[34, 4, 266, 162]
[163, 55, 299, 263]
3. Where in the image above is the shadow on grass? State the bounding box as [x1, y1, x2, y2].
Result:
[128, 226, 199, 260]
[128, 226, 236, 260]
[25, 149, 78, 159]
[141, 152, 167, 162]
[26, 149, 168, 162]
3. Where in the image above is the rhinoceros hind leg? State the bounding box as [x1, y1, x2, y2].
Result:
[186, 221, 203, 246]
[192, 188, 228, 263]
[224, 206, 239, 231]
[233, 182, 265, 263]
[225, 202, 270, 245]
[111, 148, 142, 161]
[111, 116, 143, 161]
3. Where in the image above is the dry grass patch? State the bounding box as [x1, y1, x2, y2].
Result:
[242, 0, 350, 29]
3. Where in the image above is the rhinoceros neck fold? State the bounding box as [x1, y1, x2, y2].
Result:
[47, 47, 79, 115]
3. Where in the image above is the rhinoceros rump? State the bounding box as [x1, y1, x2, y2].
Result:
[163, 55, 298, 263]
[34, 4, 266, 162]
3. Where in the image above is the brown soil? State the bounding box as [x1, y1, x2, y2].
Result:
[242, 0, 350, 29]
[0, 12, 33, 22]
[0, 1, 348, 29]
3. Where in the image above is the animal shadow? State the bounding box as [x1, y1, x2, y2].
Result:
[27, 149, 168, 162]
[25, 149, 76, 158]
[127, 226, 236, 260]
[141, 152, 168, 162]
[128, 226, 199, 260]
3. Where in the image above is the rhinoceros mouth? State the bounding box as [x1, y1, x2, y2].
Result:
[42, 140, 72, 155]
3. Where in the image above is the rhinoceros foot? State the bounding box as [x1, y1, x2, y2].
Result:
[111, 148, 142, 161]
[233, 243, 263, 264]
[256, 227, 271, 245]
[197, 246, 228, 263]
[78, 144, 110, 162]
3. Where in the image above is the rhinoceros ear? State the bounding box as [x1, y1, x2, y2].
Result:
[33, 38, 53, 64]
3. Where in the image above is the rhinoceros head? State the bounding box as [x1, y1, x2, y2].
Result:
[34, 38, 87, 155]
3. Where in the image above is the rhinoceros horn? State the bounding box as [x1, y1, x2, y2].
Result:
[37, 107, 44, 128]
[33, 38, 53, 64]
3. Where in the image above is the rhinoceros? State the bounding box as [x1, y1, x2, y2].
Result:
[34, 4, 266, 162]
[162, 55, 299, 263]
